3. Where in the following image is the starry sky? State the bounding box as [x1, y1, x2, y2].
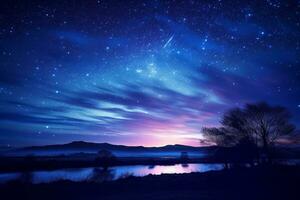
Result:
[0, 0, 300, 147]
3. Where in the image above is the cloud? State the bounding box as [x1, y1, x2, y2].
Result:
[215, 17, 264, 37]
[0, 78, 224, 146]
[191, 65, 267, 104]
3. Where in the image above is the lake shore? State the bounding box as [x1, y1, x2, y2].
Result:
[0, 165, 299, 200]
[0, 155, 221, 172]
[1, 154, 299, 173]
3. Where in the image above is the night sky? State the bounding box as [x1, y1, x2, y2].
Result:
[0, 0, 299, 147]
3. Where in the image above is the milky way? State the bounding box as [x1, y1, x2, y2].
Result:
[0, 0, 300, 147]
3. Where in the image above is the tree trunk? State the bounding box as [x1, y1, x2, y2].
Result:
[262, 135, 270, 164]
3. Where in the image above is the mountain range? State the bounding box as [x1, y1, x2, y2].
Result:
[6, 141, 215, 156]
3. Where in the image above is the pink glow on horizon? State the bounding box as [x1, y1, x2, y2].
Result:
[110, 113, 218, 147]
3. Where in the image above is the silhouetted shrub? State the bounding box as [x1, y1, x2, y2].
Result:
[95, 149, 116, 169]
[119, 172, 134, 179]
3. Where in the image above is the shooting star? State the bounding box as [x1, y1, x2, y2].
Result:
[163, 35, 174, 48]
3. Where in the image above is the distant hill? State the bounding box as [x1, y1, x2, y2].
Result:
[6, 141, 217, 157]
[2, 141, 300, 158]
[22, 141, 215, 151]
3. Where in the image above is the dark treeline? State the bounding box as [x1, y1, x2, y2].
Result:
[0, 155, 220, 173]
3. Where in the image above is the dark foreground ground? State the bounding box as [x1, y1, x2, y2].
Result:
[0, 165, 299, 200]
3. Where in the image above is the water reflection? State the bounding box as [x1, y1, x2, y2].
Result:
[18, 172, 33, 183]
[181, 163, 189, 168]
[88, 168, 114, 182]
[0, 163, 224, 184]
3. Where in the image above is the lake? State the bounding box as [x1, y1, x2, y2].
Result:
[0, 163, 224, 184]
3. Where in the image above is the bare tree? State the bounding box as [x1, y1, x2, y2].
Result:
[243, 102, 295, 156]
[203, 102, 295, 163]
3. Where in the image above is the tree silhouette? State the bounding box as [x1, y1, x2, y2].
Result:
[180, 151, 189, 162]
[95, 149, 116, 170]
[203, 102, 295, 163]
[243, 102, 295, 158]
